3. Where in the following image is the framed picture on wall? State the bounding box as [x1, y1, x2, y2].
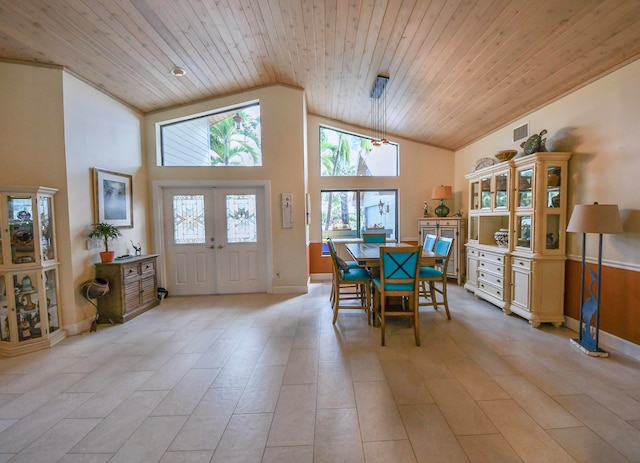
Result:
[92, 167, 133, 228]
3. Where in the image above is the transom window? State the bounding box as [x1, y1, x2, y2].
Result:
[320, 126, 398, 176]
[321, 190, 398, 246]
[160, 103, 261, 166]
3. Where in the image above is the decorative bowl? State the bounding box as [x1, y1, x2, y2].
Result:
[495, 150, 517, 162]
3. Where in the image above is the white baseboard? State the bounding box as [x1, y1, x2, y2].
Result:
[63, 318, 93, 336]
[310, 273, 332, 282]
[564, 316, 640, 360]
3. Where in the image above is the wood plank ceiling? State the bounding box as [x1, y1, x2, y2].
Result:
[1, 0, 639, 150]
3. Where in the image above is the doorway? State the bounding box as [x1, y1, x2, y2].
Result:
[160, 184, 269, 296]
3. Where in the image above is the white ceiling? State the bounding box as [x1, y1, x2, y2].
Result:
[1, 0, 639, 150]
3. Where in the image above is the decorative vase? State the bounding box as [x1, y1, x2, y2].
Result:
[494, 228, 509, 248]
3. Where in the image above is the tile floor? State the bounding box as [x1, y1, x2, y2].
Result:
[1, 282, 640, 462]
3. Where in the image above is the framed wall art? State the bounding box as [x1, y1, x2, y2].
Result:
[92, 168, 133, 228]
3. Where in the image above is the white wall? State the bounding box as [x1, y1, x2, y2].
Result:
[62, 72, 145, 330]
[454, 59, 640, 268]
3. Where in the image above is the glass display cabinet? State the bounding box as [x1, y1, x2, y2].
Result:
[0, 186, 65, 356]
[464, 153, 572, 327]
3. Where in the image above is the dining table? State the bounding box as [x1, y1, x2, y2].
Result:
[344, 242, 444, 269]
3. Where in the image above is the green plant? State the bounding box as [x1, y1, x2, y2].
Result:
[88, 222, 122, 252]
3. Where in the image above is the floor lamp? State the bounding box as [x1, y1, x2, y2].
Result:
[566, 203, 623, 357]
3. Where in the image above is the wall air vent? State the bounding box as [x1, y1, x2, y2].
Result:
[512, 123, 529, 143]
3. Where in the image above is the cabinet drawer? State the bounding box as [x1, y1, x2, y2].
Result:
[123, 263, 140, 280]
[478, 281, 506, 301]
[478, 270, 505, 288]
[478, 259, 504, 276]
[478, 251, 504, 263]
[467, 247, 479, 258]
[512, 258, 531, 270]
[141, 260, 155, 276]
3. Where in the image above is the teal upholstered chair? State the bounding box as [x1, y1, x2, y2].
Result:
[372, 245, 421, 346]
[362, 232, 386, 243]
[419, 237, 454, 320]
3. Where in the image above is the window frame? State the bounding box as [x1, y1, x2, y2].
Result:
[319, 125, 399, 177]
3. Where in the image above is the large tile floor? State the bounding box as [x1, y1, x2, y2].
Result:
[1, 282, 640, 462]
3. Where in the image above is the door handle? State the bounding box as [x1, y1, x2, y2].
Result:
[208, 245, 215, 249]
[218, 245, 224, 249]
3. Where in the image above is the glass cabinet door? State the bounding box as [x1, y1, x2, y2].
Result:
[13, 270, 43, 342]
[517, 168, 533, 208]
[480, 177, 491, 209]
[469, 216, 478, 241]
[39, 195, 56, 261]
[0, 274, 9, 342]
[516, 215, 532, 250]
[8, 194, 37, 265]
[547, 165, 562, 208]
[470, 181, 480, 211]
[495, 172, 509, 209]
[44, 268, 60, 335]
[546, 214, 560, 250]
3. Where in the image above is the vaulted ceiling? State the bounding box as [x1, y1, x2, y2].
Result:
[1, 0, 640, 150]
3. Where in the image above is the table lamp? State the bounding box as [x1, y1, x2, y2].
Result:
[566, 202, 623, 357]
[431, 185, 453, 217]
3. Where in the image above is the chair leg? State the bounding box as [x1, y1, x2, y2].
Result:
[411, 295, 420, 346]
[380, 295, 386, 346]
[441, 280, 451, 320]
[429, 282, 438, 311]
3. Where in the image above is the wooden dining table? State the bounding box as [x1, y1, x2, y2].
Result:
[345, 242, 444, 268]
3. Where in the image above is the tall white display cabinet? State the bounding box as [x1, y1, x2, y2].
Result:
[417, 217, 466, 285]
[464, 152, 572, 327]
[0, 186, 66, 356]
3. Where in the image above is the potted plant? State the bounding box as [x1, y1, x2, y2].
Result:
[89, 222, 122, 263]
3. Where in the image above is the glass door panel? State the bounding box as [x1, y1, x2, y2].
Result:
[8, 195, 36, 265]
[14, 270, 42, 342]
[469, 216, 478, 241]
[225, 194, 257, 243]
[517, 168, 533, 208]
[39, 195, 55, 261]
[44, 269, 60, 334]
[516, 215, 532, 249]
[495, 172, 509, 209]
[547, 165, 562, 208]
[0, 275, 9, 342]
[480, 177, 491, 209]
[470, 181, 480, 210]
[546, 214, 560, 250]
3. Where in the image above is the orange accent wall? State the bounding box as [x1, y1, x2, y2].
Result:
[309, 242, 332, 274]
[565, 260, 640, 346]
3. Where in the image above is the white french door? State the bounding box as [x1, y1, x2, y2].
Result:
[162, 186, 267, 295]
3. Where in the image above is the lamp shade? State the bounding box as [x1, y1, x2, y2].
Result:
[431, 185, 453, 200]
[566, 203, 623, 234]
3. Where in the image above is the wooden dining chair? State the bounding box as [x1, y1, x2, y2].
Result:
[419, 237, 454, 319]
[326, 238, 360, 306]
[362, 232, 386, 243]
[327, 239, 371, 324]
[423, 233, 438, 252]
[372, 245, 421, 346]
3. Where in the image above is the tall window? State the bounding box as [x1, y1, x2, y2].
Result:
[160, 103, 261, 166]
[320, 126, 398, 176]
[321, 190, 398, 242]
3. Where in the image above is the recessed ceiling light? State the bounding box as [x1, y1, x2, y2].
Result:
[171, 67, 187, 77]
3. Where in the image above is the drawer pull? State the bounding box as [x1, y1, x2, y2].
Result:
[497, 279, 501, 284]
[519, 261, 525, 266]
[145, 265, 150, 269]
[128, 269, 135, 274]
[497, 267, 501, 272]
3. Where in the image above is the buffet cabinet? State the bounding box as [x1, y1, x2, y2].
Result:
[417, 217, 466, 285]
[95, 254, 159, 324]
[464, 152, 571, 327]
[0, 186, 66, 356]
